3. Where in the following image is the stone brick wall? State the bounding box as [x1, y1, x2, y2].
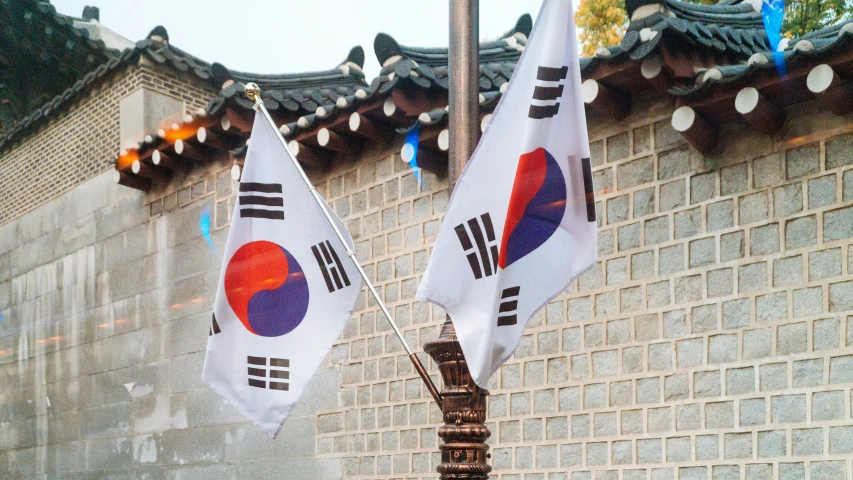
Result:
[0, 60, 215, 226]
[1, 87, 852, 480]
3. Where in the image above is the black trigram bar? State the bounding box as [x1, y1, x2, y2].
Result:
[209, 313, 221, 336]
[537, 66, 569, 82]
[247, 356, 290, 391]
[581, 157, 596, 222]
[529, 65, 569, 120]
[497, 286, 521, 327]
[311, 240, 351, 293]
[454, 213, 499, 280]
[239, 182, 284, 220]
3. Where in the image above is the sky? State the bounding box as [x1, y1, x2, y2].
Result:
[53, 0, 557, 79]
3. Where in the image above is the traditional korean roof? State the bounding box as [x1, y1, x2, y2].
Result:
[106, 3, 853, 193]
[0, 1, 122, 139]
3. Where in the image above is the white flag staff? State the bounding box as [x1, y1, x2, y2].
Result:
[245, 83, 443, 409]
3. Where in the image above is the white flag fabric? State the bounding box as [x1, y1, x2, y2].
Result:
[203, 110, 362, 437]
[416, 0, 597, 389]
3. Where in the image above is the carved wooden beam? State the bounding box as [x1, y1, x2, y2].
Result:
[807, 64, 853, 116]
[317, 127, 351, 153]
[197, 127, 238, 151]
[152, 150, 192, 174]
[174, 139, 216, 163]
[287, 140, 331, 170]
[582, 79, 630, 121]
[132, 159, 171, 183]
[382, 97, 410, 124]
[735, 87, 784, 134]
[113, 170, 151, 192]
[672, 106, 717, 154]
[349, 112, 395, 142]
[401, 142, 447, 176]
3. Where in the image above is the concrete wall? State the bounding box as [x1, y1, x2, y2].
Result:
[1, 90, 852, 480]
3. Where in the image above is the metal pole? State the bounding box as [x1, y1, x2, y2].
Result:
[245, 83, 443, 410]
[448, 0, 480, 187]
[423, 2, 492, 479]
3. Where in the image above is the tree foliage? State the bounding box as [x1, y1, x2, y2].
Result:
[574, 0, 853, 57]
[575, 0, 629, 56]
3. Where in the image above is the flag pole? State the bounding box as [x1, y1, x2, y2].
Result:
[244, 83, 443, 410]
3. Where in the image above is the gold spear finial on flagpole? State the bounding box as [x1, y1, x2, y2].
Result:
[245, 82, 261, 101]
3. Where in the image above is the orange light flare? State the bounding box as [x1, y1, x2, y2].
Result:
[116, 149, 139, 171]
[189, 297, 208, 304]
[0, 350, 10, 356]
[163, 123, 200, 143]
[114, 318, 130, 325]
[36, 336, 63, 345]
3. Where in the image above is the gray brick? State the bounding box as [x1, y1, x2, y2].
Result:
[813, 318, 840, 351]
[659, 147, 691, 180]
[709, 334, 737, 363]
[708, 199, 734, 231]
[779, 463, 805, 480]
[622, 409, 644, 434]
[607, 257, 628, 284]
[826, 132, 853, 169]
[692, 303, 718, 332]
[773, 255, 802, 287]
[746, 464, 774, 480]
[793, 286, 823, 317]
[666, 437, 691, 462]
[593, 412, 617, 437]
[811, 461, 846, 480]
[608, 131, 630, 161]
[638, 438, 662, 463]
[648, 280, 671, 308]
[607, 195, 630, 224]
[772, 395, 806, 422]
[649, 342, 673, 371]
[610, 380, 633, 406]
[740, 398, 766, 426]
[707, 269, 733, 298]
[584, 383, 606, 409]
[809, 174, 837, 209]
[591, 350, 618, 378]
[722, 298, 750, 329]
[754, 153, 783, 188]
[774, 183, 803, 216]
[829, 355, 853, 383]
[675, 207, 702, 239]
[756, 292, 787, 323]
[636, 314, 660, 341]
[720, 230, 744, 262]
[758, 430, 786, 457]
[786, 143, 820, 179]
[634, 125, 651, 153]
[786, 215, 818, 249]
[664, 309, 689, 338]
[792, 358, 823, 387]
[739, 192, 769, 224]
[568, 297, 592, 322]
[829, 281, 853, 312]
[751, 223, 780, 256]
[689, 237, 716, 267]
[665, 373, 688, 401]
[661, 179, 686, 211]
[760, 363, 789, 391]
[721, 163, 748, 195]
[618, 222, 641, 251]
[590, 140, 604, 166]
[744, 329, 772, 359]
[631, 250, 655, 280]
[813, 390, 845, 421]
[706, 401, 734, 428]
[793, 428, 823, 455]
[739, 262, 767, 293]
[593, 168, 614, 194]
[637, 377, 662, 404]
[810, 248, 842, 281]
[696, 435, 719, 460]
[823, 206, 853, 242]
[676, 403, 701, 431]
[724, 432, 752, 459]
[645, 216, 670, 245]
[587, 442, 607, 466]
[694, 370, 721, 398]
[619, 156, 655, 189]
[845, 169, 853, 202]
[727, 367, 755, 395]
[777, 322, 807, 354]
[625, 346, 647, 375]
[634, 187, 656, 218]
[714, 465, 741, 480]
[660, 244, 685, 275]
[691, 172, 716, 204]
